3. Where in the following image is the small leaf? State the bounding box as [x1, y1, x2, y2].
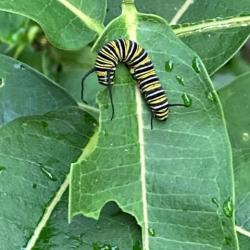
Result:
[0, 0, 106, 50]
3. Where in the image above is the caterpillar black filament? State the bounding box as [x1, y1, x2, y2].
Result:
[81, 39, 186, 124]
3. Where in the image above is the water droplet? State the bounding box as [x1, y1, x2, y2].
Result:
[39, 163, 57, 181]
[207, 91, 217, 102]
[224, 236, 231, 245]
[103, 129, 108, 136]
[32, 183, 37, 189]
[0, 166, 6, 174]
[110, 143, 113, 146]
[192, 57, 201, 73]
[176, 76, 184, 85]
[165, 60, 174, 72]
[242, 132, 249, 142]
[148, 228, 155, 236]
[223, 197, 233, 217]
[14, 63, 25, 70]
[124, 148, 129, 152]
[93, 122, 97, 127]
[181, 93, 192, 107]
[0, 78, 5, 88]
[41, 121, 48, 128]
[92, 242, 119, 250]
[211, 197, 219, 207]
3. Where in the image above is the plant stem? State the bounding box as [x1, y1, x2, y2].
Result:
[122, 0, 134, 4]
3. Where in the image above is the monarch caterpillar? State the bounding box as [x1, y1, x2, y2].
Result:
[81, 39, 186, 126]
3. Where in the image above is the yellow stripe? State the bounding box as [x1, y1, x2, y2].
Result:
[111, 41, 121, 59]
[143, 83, 161, 92]
[101, 50, 116, 61]
[149, 96, 167, 105]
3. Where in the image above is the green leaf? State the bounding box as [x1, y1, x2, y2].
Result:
[0, 107, 96, 249]
[0, 0, 106, 50]
[42, 45, 102, 107]
[106, 0, 250, 75]
[34, 193, 141, 249]
[0, 11, 26, 44]
[70, 2, 237, 249]
[218, 73, 250, 249]
[105, 0, 186, 24]
[0, 54, 76, 125]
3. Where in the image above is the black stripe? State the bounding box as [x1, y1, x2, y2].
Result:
[126, 41, 137, 62]
[98, 51, 116, 65]
[119, 39, 126, 60]
[129, 50, 147, 67]
[145, 89, 165, 100]
[106, 43, 119, 59]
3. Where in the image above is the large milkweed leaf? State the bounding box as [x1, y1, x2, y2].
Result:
[0, 54, 76, 125]
[0, 0, 106, 50]
[34, 194, 141, 249]
[0, 107, 96, 249]
[106, 0, 250, 75]
[70, 2, 237, 249]
[0, 107, 141, 249]
[218, 73, 250, 250]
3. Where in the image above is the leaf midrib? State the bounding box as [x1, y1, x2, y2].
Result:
[122, 2, 150, 249]
[173, 15, 250, 37]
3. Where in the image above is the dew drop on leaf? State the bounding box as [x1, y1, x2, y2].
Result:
[41, 121, 48, 128]
[181, 93, 192, 107]
[176, 76, 185, 85]
[242, 132, 249, 142]
[165, 60, 173, 72]
[103, 129, 109, 136]
[223, 197, 233, 217]
[39, 163, 57, 181]
[206, 91, 217, 102]
[211, 197, 219, 207]
[148, 228, 156, 236]
[14, 63, 25, 70]
[92, 242, 119, 250]
[0, 78, 5, 88]
[224, 236, 232, 245]
[0, 166, 6, 174]
[192, 57, 201, 73]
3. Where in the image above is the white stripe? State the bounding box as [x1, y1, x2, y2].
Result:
[140, 76, 158, 85]
[146, 89, 164, 98]
[132, 50, 147, 64]
[136, 63, 153, 72]
[126, 41, 135, 61]
[117, 39, 123, 60]
[103, 45, 118, 62]
[152, 102, 168, 110]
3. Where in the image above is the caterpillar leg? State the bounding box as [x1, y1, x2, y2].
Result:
[107, 70, 115, 120]
[81, 68, 95, 103]
[151, 112, 154, 130]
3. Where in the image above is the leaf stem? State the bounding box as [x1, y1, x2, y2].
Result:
[122, 0, 134, 4]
